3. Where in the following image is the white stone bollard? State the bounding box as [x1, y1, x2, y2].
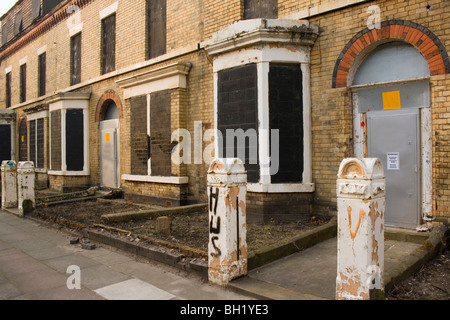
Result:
[336, 158, 386, 300]
[207, 158, 247, 286]
[17, 161, 36, 215]
[1, 160, 17, 209]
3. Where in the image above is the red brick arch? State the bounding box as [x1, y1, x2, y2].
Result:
[95, 90, 123, 122]
[332, 20, 450, 88]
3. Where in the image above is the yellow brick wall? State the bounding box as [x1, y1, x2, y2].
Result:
[0, 0, 448, 223]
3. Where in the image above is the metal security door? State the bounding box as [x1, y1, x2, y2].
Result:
[100, 120, 120, 188]
[367, 109, 420, 229]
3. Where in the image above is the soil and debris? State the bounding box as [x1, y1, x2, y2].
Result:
[28, 195, 449, 300]
[386, 249, 450, 300]
[30, 198, 330, 254]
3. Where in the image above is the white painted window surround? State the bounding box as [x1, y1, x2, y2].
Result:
[47, 93, 91, 176]
[205, 19, 317, 194]
[117, 62, 192, 184]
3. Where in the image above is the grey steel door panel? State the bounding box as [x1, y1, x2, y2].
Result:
[100, 120, 120, 188]
[367, 109, 420, 229]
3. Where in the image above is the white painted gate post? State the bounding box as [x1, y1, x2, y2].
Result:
[1, 160, 17, 209]
[336, 158, 386, 300]
[207, 158, 247, 286]
[17, 161, 35, 215]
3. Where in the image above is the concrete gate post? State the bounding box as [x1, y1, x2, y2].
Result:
[1, 160, 18, 209]
[336, 158, 386, 300]
[17, 161, 36, 215]
[207, 158, 247, 286]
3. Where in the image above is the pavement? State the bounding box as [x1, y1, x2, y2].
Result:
[0, 209, 250, 300]
[0, 208, 447, 301]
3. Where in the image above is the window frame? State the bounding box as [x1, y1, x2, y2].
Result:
[211, 44, 313, 193]
[101, 13, 116, 75]
[70, 32, 82, 85]
[38, 52, 46, 97]
[48, 93, 90, 176]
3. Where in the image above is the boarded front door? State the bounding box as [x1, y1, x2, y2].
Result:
[100, 119, 120, 188]
[367, 109, 420, 228]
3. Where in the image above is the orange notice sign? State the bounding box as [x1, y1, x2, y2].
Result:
[105, 133, 111, 142]
[383, 91, 401, 110]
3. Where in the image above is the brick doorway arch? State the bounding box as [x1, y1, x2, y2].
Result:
[95, 90, 123, 122]
[332, 20, 450, 88]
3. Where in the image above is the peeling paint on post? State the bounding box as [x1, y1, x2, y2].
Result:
[1, 160, 17, 209]
[17, 161, 35, 216]
[336, 158, 385, 300]
[207, 158, 247, 286]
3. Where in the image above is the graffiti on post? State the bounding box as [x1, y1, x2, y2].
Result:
[209, 187, 221, 258]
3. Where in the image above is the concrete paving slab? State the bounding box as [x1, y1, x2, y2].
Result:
[0, 282, 25, 299]
[77, 264, 132, 290]
[43, 253, 101, 273]
[34, 285, 105, 300]
[95, 279, 176, 300]
[6, 268, 68, 294]
[0, 253, 49, 277]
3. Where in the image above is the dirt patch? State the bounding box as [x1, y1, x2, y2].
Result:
[386, 249, 450, 300]
[31, 198, 330, 255]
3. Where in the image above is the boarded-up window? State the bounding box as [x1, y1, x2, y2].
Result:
[218, 64, 259, 183]
[101, 14, 116, 75]
[50, 111, 61, 171]
[38, 52, 46, 97]
[30, 119, 45, 168]
[5, 72, 11, 108]
[130, 95, 149, 175]
[31, 0, 42, 21]
[70, 33, 82, 85]
[269, 64, 303, 183]
[0, 125, 11, 163]
[66, 109, 84, 171]
[18, 121, 28, 162]
[150, 90, 171, 176]
[20, 64, 26, 103]
[244, 0, 278, 19]
[14, 11, 23, 36]
[1, 23, 8, 45]
[30, 120, 36, 166]
[42, 0, 64, 16]
[148, 0, 166, 59]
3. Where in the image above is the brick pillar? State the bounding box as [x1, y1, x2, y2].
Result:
[336, 158, 386, 300]
[207, 158, 247, 286]
[17, 161, 35, 215]
[1, 160, 17, 209]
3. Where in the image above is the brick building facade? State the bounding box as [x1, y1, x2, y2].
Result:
[0, 0, 449, 227]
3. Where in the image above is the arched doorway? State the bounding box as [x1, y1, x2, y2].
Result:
[99, 101, 120, 189]
[351, 41, 431, 229]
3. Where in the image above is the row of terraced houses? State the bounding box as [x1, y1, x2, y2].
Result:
[0, 0, 449, 229]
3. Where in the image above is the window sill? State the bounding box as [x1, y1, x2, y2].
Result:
[122, 174, 189, 185]
[248, 183, 315, 193]
[48, 170, 90, 176]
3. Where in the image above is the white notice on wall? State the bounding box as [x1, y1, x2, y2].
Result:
[387, 152, 400, 170]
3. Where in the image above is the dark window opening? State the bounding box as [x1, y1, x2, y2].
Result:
[244, 0, 278, 19]
[38, 52, 46, 97]
[269, 63, 304, 183]
[20, 64, 26, 103]
[101, 14, 116, 75]
[218, 64, 259, 183]
[147, 0, 167, 59]
[5, 72, 11, 108]
[70, 33, 82, 85]
[0, 125, 11, 163]
[66, 109, 84, 171]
